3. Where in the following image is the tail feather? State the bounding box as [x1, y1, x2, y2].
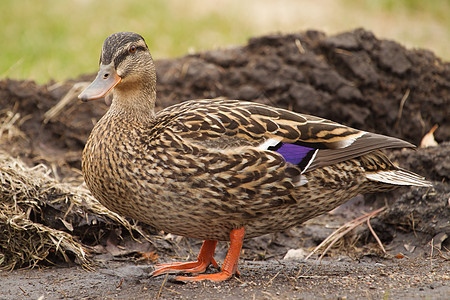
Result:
[365, 169, 432, 187]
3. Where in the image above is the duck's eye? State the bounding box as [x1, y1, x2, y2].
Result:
[129, 45, 137, 53]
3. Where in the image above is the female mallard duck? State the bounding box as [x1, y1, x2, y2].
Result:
[79, 32, 431, 282]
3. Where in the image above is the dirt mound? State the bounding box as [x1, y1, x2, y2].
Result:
[0, 28, 448, 273]
[156, 28, 449, 145]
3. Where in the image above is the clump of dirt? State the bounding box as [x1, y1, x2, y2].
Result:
[0, 28, 448, 280]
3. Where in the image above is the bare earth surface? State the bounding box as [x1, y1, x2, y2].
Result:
[0, 29, 448, 299]
[1, 258, 448, 299]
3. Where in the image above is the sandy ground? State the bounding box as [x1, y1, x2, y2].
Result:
[1, 256, 448, 299]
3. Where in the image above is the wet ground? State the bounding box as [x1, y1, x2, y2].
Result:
[0, 28, 448, 299]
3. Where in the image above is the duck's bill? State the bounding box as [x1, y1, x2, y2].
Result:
[78, 64, 121, 102]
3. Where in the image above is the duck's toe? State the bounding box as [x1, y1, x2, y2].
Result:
[151, 240, 219, 276]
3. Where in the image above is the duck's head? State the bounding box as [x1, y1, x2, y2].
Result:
[79, 32, 156, 107]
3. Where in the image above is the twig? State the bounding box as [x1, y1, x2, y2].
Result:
[430, 238, 434, 270]
[265, 270, 280, 286]
[57, 290, 68, 298]
[164, 287, 181, 295]
[295, 39, 305, 54]
[19, 287, 28, 296]
[395, 88, 410, 128]
[432, 245, 449, 260]
[410, 213, 417, 238]
[317, 224, 356, 261]
[295, 264, 304, 278]
[334, 48, 353, 56]
[43, 82, 89, 124]
[180, 62, 190, 80]
[366, 216, 386, 254]
[115, 278, 124, 289]
[156, 273, 169, 299]
[306, 207, 386, 261]
[296, 263, 316, 278]
[274, 258, 297, 287]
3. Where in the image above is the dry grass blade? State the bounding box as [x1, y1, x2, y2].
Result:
[156, 273, 169, 299]
[0, 109, 30, 141]
[265, 270, 280, 286]
[43, 82, 89, 124]
[306, 206, 387, 261]
[0, 151, 153, 270]
[394, 88, 410, 128]
[0, 152, 88, 269]
[366, 214, 386, 254]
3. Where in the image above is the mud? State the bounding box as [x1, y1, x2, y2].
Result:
[0, 28, 448, 299]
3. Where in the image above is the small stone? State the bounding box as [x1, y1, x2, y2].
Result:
[283, 248, 308, 260]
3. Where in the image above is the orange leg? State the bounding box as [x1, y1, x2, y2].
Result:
[152, 240, 219, 276]
[176, 227, 245, 282]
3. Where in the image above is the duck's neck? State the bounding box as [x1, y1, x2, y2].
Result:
[109, 77, 157, 122]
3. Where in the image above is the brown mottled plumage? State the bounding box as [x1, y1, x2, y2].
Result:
[79, 32, 431, 282]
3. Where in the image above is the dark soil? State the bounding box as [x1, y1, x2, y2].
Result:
[0, 28, 448, 299]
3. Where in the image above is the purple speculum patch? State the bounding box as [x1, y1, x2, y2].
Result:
[273, 143, 315, 165]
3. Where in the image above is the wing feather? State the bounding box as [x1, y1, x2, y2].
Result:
[156, 99, 415, 170]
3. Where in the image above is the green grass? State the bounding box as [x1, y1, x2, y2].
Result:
[353, 0, 448, 20]
[1, 0, 448, 84]
[0, 0, 253, 83]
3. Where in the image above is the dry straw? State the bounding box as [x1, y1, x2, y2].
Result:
[0, 150, 147, 270]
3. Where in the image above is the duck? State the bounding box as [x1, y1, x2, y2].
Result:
[79, 32, 432, 282]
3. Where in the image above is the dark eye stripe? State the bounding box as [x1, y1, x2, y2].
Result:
[113, 46, 147, 67]
[135, 46, 147, 52]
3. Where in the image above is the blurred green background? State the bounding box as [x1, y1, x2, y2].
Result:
[1, 0, 448, 84]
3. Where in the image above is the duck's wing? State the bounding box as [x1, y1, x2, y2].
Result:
[158, 99, 414, 173]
